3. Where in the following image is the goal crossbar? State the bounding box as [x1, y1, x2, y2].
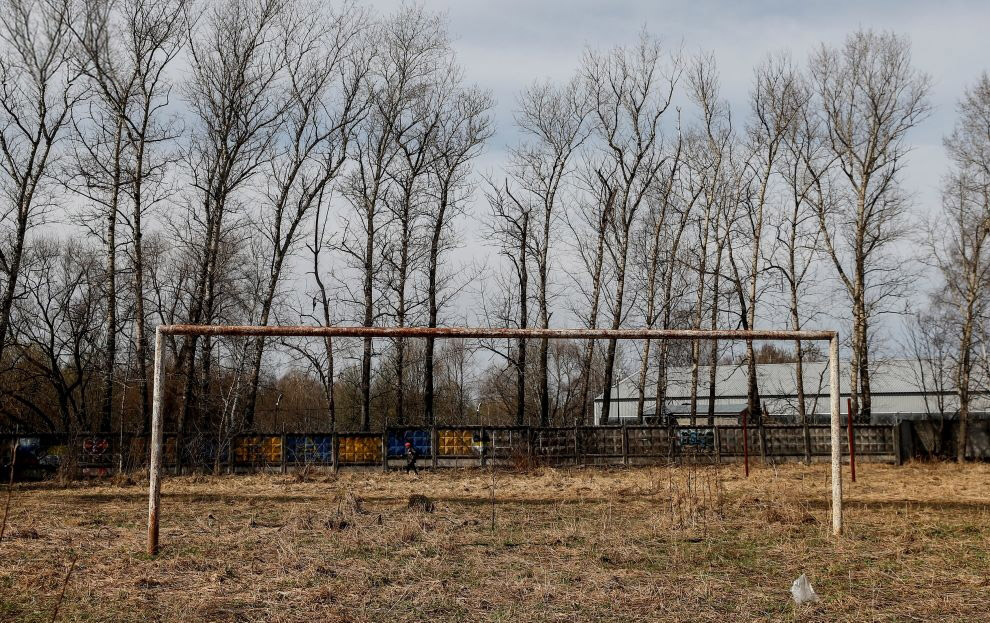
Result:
[156, 324, 838, 340]
[146, 325, 843, 554]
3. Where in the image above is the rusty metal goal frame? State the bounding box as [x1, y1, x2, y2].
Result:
[146, 325, 843, 555]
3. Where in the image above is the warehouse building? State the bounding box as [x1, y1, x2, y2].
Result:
[593, 359, 990, 426]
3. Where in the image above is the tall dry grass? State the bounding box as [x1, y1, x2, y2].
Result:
[0, 462, 987, 622]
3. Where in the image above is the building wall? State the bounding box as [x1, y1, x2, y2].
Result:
[593, 362, 990, 425]
[594, 388, 990, 424]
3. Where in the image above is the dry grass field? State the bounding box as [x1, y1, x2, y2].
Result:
[1, 461, 988, 622]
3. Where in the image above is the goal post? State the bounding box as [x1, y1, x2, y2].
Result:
[146, 325, 843, 554]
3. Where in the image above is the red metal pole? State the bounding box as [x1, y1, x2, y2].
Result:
[846, 398, 856, 483]
[742, 407, 749, 478]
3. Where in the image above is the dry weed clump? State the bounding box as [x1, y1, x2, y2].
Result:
[406, 494, 435, 512]
[0, 462, 988, 622]
[650, 463, 725, 533]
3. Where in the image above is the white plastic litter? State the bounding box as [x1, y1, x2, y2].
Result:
[790, 573, 819, 605]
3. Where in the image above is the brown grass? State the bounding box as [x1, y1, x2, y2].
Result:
[1, 461, 989, 622]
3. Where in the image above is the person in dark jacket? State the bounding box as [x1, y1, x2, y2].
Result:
[403, 441, 419, 475]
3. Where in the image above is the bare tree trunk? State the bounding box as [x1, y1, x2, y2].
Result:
[515, 211, 530, 426]
[957, 342, 971, 463]
[538, 308, 550, 425]
[577, 254, 602, 422]
[784, 177, 810, 433]
[652, 194, 693, 422]
[957, 299, 975, 462]
[309, 203, 338, 432]
[689, 210, 713, 425]
[635, 183, 673, 422]
[795, 338, 809, 461]
[600, 234, 630, 425]
[635, 339, 652, 422]
[425, 235, 441, 424]
[857, 296, 872, 420]
[853, 216, 868, 421]
[577, 191, 612, 425]
[848, 296, 861, 423]
[706, 225, 727, 426]
[361, 222, 374, 431]
[326, 336, 336, 432]
[94, 118, 125, 432]
[131, 125, 150, 433]
[392, 199, 413, 425]
[536, 203, 552, 427]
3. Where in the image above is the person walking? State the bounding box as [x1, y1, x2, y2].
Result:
[403, 441, 419, 475]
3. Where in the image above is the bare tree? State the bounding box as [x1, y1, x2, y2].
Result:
[380, 105, 434, 426]
[0, 0, 81, 375]
[771, 80, 826, 450]
[68, 0, 187, 433]
[381, 125, 429, 425]
[705, 171, 735, 425]
[632, 126, 684, 421]
[282, 194, 343, 432]
[10, 239, 102, 432]
[118, 0, 185, 433]
[729, 53, 804, 422]
[809, 29, 930, 421]
[436, 337, 473, 423]
[903, 304, 954, 457]
[933, 73, 990, 461]
[242, 1, 369, 428]
[383, 54, 490, 427]
[0, 19, 980, 449]
[176, 0, 291, 440]
[650, 134, 700, 422]
[570, 169, 614, 424]
[509, 77, 587, 426]
[339, 5, 447, 431]
[66, 15, 131, 433]
[485, 181, 531, 425]
[422, 83, 492, 425]
[683, 55, 731, 423]
[583, 32, 680, 423]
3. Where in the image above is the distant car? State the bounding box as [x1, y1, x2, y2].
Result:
[1, 441, 59, 481]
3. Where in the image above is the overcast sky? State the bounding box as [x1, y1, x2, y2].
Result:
[355, 0, 989, 352]
[372, 0, 989, 218]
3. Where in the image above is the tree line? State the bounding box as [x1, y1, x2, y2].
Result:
[0, 0, 986, 461]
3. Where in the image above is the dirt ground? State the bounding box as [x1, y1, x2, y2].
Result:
[0, 461, 988, 622]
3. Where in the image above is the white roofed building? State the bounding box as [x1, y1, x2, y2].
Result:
[593, 359, 990, 426]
